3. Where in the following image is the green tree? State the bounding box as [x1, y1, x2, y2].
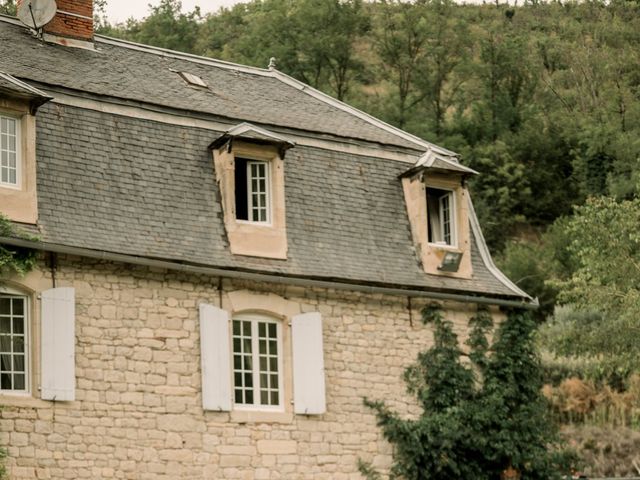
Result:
[101, 0, 202, 53]
[360, 305, 568, 480]
[0, 0, 15, 16]
[546, 197, 640, 376]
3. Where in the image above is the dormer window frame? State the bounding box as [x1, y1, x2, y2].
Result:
[426, 186, 457, 249]
[210, 123, 294, 260]
[0, 112, 21, 190]
[235, 157, 273, 226]
[401, 159, 475, 279]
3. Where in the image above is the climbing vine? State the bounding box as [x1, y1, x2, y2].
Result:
[360, 303, 574, 480]
[0, 214, 37, 278]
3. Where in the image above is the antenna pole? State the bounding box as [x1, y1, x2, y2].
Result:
[28, 4, 37, 30]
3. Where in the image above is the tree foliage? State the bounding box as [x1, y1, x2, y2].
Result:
[361, 305, 570, 480]
[540, 197, 640, 378]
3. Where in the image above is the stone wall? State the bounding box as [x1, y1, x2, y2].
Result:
[0, 255, 498, 479]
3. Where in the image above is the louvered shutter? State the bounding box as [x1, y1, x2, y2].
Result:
[40, 287, 76, 401]
[199, 304, 232, 411]
[291, 312, 326, 414]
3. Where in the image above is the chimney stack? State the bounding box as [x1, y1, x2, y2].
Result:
[18, 0, 94, 44]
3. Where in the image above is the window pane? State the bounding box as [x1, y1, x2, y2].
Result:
[243, 354, 252, 371]
[260, 373, 268, 388]
[232, 320, 240, 336]
[13, 355, 24, 373]
[260, 390, 268, 405]
[13, 374, 24, 391]
[13, 318, 24, 334]
[1, 373, 10, 390]
[234, 389, 243, 403]
[233, 338, 241, 353]
[242, 321, 251, 336]
[6, 118, 15, 135]
[260, 356, 267, 371]
[9, 169, 15, 185]
[0, 336, 9, 352]
[0, 318, 9, 334]
[269, 340, 277, 355]
[1, 354, 10, 371]
[270, 391, 279, 405]
[234, 371, 242, 387]
[12, 298, 23, 316]
[233, 355, 241, 370]
[268, 323, 276, 337]
[269, 356, 277, 371]
[259, 338, 266, 354]
[258, 323, 265, 337]
[243, 338, 252, 354]
[270, 374, 278, 388]
[245, 389, 253, 404]
[0, 297, 9, 314]
[244, 372, 252, 388]
[13, 336, 24, 353]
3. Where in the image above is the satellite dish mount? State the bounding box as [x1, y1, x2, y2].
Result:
[17, 0, 57, 33]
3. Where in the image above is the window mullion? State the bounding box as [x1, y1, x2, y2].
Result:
[251, 321, 260, 407]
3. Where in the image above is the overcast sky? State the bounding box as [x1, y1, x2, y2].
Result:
[104, 0, 246, 24]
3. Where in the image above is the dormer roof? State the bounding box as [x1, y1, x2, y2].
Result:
[0, 71, 52, 113]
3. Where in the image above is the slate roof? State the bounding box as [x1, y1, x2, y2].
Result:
[0, 17, 432, 151]
[32, 103, 521, 298]
[0, 16, 529, 301]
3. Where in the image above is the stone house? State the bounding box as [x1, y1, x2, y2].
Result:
[0, 2, 534, 478]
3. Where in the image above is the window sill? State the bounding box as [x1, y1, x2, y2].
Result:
[0, 394, 50, 409]
[427, 243, 461, 252]
[229, 409, 293, 424]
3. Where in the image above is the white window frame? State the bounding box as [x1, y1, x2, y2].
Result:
[427, 187, 457, 248]
[0, 113, 21, 190]
[0, 289, 30, 396]
[231, 313, 284, 412]
[242, 160, 271, 225]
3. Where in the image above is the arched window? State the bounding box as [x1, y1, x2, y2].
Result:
[231, 313, 283, 410]
[0, 288, 29, 393]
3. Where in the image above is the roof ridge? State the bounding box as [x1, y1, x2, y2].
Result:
[95, 34, 275, 77]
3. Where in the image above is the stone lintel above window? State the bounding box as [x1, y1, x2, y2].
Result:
[401, 153, 475, 279]
[210, 124, 293, 260]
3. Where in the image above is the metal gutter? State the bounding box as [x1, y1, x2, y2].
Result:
[0, 236, 537, 310]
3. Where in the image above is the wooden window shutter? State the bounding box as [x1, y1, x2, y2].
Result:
[291, 312, 326, 415]
[40, 287, 76, 401]
[199, 304, 232, 411]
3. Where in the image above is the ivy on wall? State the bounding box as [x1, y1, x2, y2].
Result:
[360, 303, 575, 480]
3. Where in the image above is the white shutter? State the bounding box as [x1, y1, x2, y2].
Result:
[291, 312, 326, 415]
[199, 304, 232, 411]
[40, 287, 76, 401]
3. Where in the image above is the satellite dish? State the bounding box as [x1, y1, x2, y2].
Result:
[17, 0, 57, 30]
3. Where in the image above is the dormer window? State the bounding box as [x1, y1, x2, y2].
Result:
[401, 150, 477, 278]
[210, 123, 294, 259]
[0, 114, 19, 187]
[235, 158, 271, 223]
[426, 187, 456, 247]
[0, 72, 52, 225]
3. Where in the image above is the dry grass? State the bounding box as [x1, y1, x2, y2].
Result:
[561, 425, 640, 477]
[544, 375, 640, 428]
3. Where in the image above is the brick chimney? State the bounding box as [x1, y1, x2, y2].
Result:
[18, 0, 94, 44]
